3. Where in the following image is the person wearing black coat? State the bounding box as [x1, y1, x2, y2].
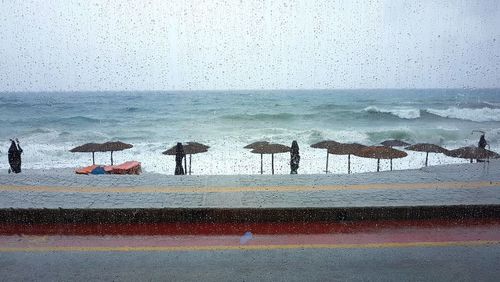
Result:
[290, 140, 300, 174]
[478, 134, 487, 149]
[174, 142, 186, 175]
[477, 134, 488, 162]
[8, 138, 23, 174]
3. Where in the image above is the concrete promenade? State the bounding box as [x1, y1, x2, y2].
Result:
[1, 161, 500, 208]
[0, 161, 499, 223]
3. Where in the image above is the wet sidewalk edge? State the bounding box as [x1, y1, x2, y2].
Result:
[0, 205, 498, 224]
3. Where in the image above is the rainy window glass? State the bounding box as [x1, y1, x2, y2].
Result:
[1, 1, 499, 280]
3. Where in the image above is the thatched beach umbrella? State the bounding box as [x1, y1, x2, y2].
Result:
[405, 143, 447, 167]
[184, 142, 209, 175]
[69, 143, 102, 165]
[355, 146, 407, 172]
[310, 140, 342, 174]
[244, 141, 270, 174]
[327, 143, 366, 174]
[100, 141, 133, 165]
[380, 140, 411, 169]
[244, 141, 269, 149]
[251, 143, 290, 175]
[381, 140, 411, 147]
[444, 146, 499, 163]
[163, 142, 209, 175]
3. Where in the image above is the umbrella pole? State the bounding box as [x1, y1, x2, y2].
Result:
[184, 156, 187, 175]
[390, 159, 393, 171]
[92, 152, 95, 165]
[377, 159, 380, 172]
[110, 151, 113, 165]
[189, 154, 192, 175]
[348, 154, 351, 174]
[272, 154, 274, 175]
[425, 152, 428, 167]
[260, 154, 263, 175]
[326, 151, 329, 174]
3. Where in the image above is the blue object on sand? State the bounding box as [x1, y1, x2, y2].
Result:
[91, 166, 106, 175]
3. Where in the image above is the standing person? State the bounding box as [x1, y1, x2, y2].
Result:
[477, 134, 488, 163]
[290, 140, 300, 174]
[174, 142, 185, 175]
[478, 134, 487, 149]
[8, 138, 23, 174]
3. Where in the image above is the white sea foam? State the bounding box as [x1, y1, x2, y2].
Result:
[2, 138, 495, 175]
[363, 106, 421, 119]
[483, 101, 500, 108]
[426, 107, 500, 122]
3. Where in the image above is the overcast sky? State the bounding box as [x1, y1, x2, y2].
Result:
[1, 0, 499, 91]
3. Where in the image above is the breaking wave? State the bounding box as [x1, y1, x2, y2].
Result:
[364, 105, 500, 122]
[363, 106, 421, 119]
[220, 112, 318, 122]
[425, 107, 500, 122]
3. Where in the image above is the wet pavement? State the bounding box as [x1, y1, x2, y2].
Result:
[0, 161, 499, 209]
[0, 219, 498, 281]
[3, 246, 499, 281]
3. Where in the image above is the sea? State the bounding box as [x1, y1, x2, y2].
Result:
[1, 89, 499, 175]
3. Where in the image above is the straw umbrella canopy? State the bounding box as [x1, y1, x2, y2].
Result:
[381, 140, 411, 147]
[69, 143, 102, 165]
[327, 143, 366, 174]
[380, 140, 410, 169]
[444, 146, 499, 163]
[162, 145, 180, 155]
[251, 143, 290, 175]
[244, 141, 270, 174]
[310, 140, 342, 174]
[184, 142, 209, 175]
[354, 146, 407, 172]
[163, 142, 209, 175]
[184, 142, 209, 154]
[99, 141, 133, 165]
[405, 143, 448, 167]
[244, 141, 269, 149]
[70, 141, 133, 165]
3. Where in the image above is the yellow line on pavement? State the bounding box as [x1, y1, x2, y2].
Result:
[0, 240, 497, 253]
[0, 181, 499, 194]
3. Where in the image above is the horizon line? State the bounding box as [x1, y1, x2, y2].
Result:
[1, 87, 499, 94]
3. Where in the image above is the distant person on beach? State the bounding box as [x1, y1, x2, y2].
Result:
[477, 134, 488, 162]
[478, 134, 487, 149]
[290, 140, 300, 174]
[8, 138, 23, 174]
[174, 142, 185, 175]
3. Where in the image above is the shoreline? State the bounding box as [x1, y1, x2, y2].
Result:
[1, 142, 495, 176]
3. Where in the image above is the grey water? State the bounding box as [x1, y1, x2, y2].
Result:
[1, 89, 499, 174]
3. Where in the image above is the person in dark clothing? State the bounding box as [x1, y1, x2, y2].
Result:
[8, 138, 23, 174]
[174, 142, 185, 175]
[477, 134, 488, 162]
[478, 134, 487, 149]
[290, 140, 300, 174]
